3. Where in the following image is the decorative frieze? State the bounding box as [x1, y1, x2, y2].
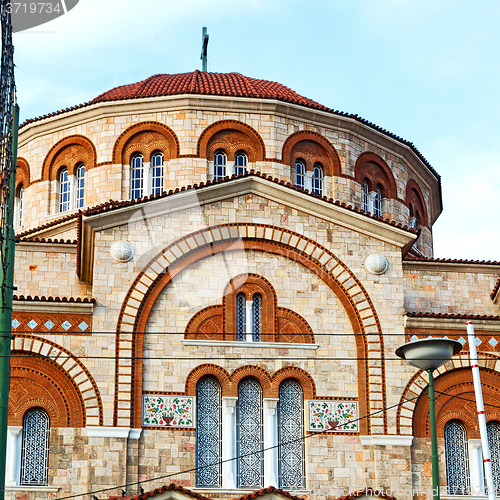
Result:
[142, 396, 194, 428]
[307, 400, 358, 432]
[11, 312, 92, 334]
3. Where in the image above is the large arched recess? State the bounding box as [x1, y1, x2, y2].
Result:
[397, 350, 500, 436]
[114, 223, 386, 434]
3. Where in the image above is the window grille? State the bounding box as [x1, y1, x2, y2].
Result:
[20, 409, 50, 486]
[362, 180, 369, 213]
[234, 152, 247, 176]
[445, 420, 470, 495]
[236, 293, 246, 341]
[130, 154, 144, 199]
[487, 422, 500, 493]
[278, 380, 305, 489]
[374, 186, 382, 217]
[251, 294, 262, 341]
[151, 153, 163, 196]
[237, 379, 263, 488]
[312, 164, 323, 196]
[76, 163, 85, 208]
[214, 151, 227, 181]
[196, 378, 222, 487]
[59, 168, 70, 212]
[295, 161, 305, 189]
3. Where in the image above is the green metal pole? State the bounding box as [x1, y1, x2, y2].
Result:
[0, 104, 19, 499]
[428, 368, 440, 500]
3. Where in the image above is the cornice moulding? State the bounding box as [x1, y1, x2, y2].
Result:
[360, 435, 413, 447]
[403, 260, 500, 274]
[405, 316, 500, 332]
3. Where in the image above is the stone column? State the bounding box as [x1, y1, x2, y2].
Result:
[305, 171, 313, 192]
[222, 397, 238, 489]
[467, 439, 484, 495]
[5, 426, 22, 486]
[263, 398, 279, 487]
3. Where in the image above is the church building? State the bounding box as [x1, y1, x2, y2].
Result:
[7, 70, 500, 500]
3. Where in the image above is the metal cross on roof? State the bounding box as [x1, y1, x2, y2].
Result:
[201, 27, 209, 72]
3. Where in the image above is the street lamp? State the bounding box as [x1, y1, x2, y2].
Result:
[396, 337, 462, 500]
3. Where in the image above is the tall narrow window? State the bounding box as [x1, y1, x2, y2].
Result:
[278, 380, 305, 489]
[20, 409, 50, 486]
[237, 379, 263, 488]
[487, 422, 500, 493]
[236, 293, 246, 341]
[130, 154, 144, 199]
[234, 152, 247, 176]
[445, 420, 470, 495]
[295, 160, 305, 189]
[214, 151, 227, 181]
[362, 180, 369, 213]
[76, 163, 85, 209]
[312, 164, 323, 196]
[374, 186, 382, 217]
[150, 152, 163, 196]
[251, 294, 262, 342]
[15, 185, 23, 228]
[59, 168, 70, 212]
[196, 378, 222, 487]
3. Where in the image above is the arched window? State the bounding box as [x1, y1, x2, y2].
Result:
[445, 420, 470, 495]
[278, 380, 305, 489]
[196, 378, 222, 487]
[237, 379, 263, 488]
[374, 186, 382, 217]
[487, 422, 500, 493]
[130, 154, 144, 199]
[76, 163, 85, 209]
[15, 184, 23, 228]
[234, 151, 247, 176]
[59, 168, 70, 212]
[295, 160, 305, 189]
[236, 293, 262, 342]
[362, 180, 369, 213]
[20, 409, 50, 486]
[312, 164, 323, 196]
[150, 152, 163, 196]
[214, 151, 227, 181]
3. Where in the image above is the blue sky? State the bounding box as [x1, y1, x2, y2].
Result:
[12, 0, 500, 260]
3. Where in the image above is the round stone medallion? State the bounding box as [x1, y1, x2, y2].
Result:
[111, 241, 134, 262]
[365, 253, 389, 275]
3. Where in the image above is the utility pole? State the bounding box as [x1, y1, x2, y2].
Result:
[0, 103, 19, 500]
[201, 27, 209, 72]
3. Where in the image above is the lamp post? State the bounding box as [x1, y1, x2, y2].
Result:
[396, 338, 462, 500]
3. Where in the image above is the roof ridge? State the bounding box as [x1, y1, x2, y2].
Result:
[404, 255, 500, 265]
[406, 311, 500, 320]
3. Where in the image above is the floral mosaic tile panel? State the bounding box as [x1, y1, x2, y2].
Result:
[143, 395, 194, 428]
[307, 400, 358, 432]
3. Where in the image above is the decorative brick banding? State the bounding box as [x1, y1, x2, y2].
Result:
[115, 223, 386, 434]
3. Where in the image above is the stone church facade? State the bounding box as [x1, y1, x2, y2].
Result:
[6, 71, 500, 500]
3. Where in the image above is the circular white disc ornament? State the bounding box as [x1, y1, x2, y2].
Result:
[365, 253, 389, 275]
[111, 241, 134, 262]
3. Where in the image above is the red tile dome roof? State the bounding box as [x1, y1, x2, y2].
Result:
[89, 70, 331, 111]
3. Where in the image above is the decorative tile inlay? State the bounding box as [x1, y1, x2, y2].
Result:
[78, 321, 88, 331]
[10, 312, 92, 334]
[11, 319, 20, 329]
[61, 321, 71, 331]
[307, 400, 358, 432]
[410, 335, 419, 342]
[458, 337, 466, 345]
[143, 396, 194, 427]
[44, 320, 54, 330]
[490, 338, 498, 347]
[27, 320, 37, 330]
[475, 337, 481, 347]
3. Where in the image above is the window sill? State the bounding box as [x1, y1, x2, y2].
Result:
[6, 486, 59, 492]
[192, 488, 312, 496]
[182, 340, 319, 350]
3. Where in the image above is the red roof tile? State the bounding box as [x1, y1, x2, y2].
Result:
[406, 312, 500, 320]
[16, 212, 79, 239]
[235, 486, 305, 500]
[491, 276, 500, 300]
[13, 295, 95, 303]
[404, 255, 500, 265]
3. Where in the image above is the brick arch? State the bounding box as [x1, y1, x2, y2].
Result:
[16, 157, 30, 189]
[282, 131, 341, 177]
[355, 152, 398, 200]
[397, 351, 500, 436]
[42, 135, 97, 181]
[10, 352, 85, 427]
[116, 224, 385, 434]
[184, 364, 231, 397]
[406, 179, 429, 228]
[272, 366, 316, 400]
[197, 120, 265, 161]
[11, 334, 103, 426]
[230, 365, 273, 397]
[112, 122, 179, 164]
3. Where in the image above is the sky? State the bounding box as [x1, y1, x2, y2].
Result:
[12, 0, 500, 261]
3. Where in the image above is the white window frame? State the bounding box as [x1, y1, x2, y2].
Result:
[312, 164, 323, 196]
[214, 151, 227, 181]
[236, 293, 262, 342]
[233, 152, 248, 176]
[58, 168, 70, 213]
[14, 185, 23, 228]
[130, 154, 144, 199]
[75, 163, 85, 209]
[150, 152, 164, 196]
[295, 160, 305, 189]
